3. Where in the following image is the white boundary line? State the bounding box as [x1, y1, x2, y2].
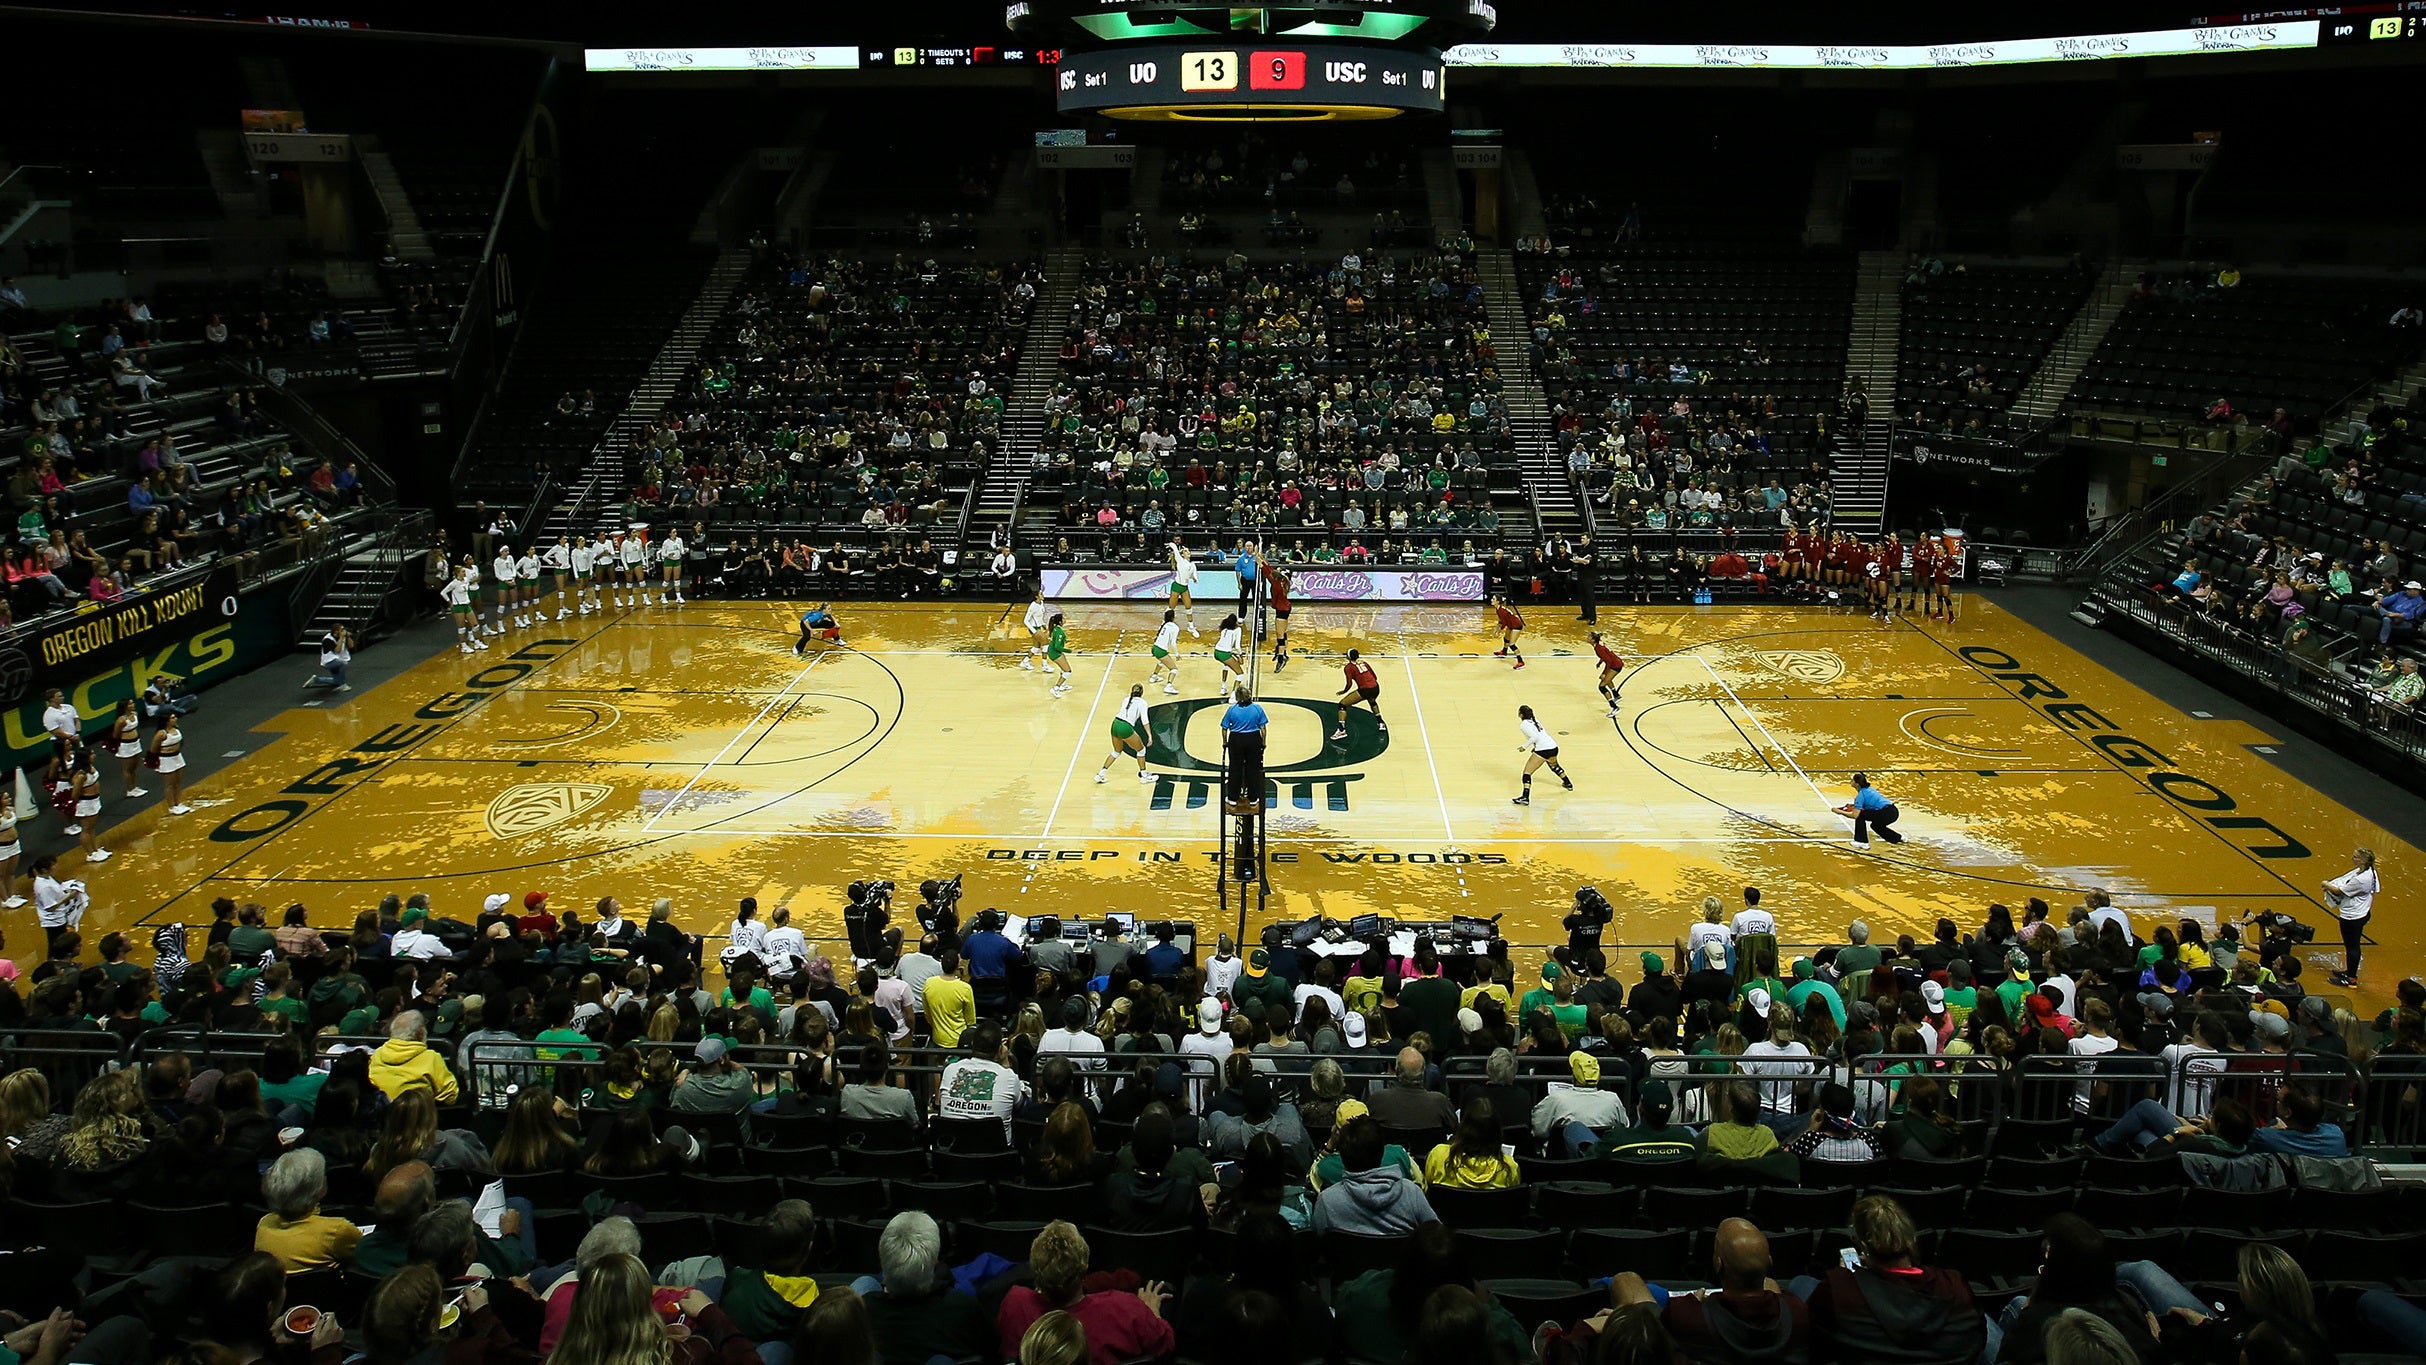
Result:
[1397, 632, 1457, 843]
[1034, 631, 1124, 845]
[1694, 653, 1839, 818]
[644, 653, 825, 831]
[690, 829, 1821, 843]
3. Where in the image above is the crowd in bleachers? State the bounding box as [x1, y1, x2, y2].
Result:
[608, 252, 1034, 549]
[2, 876, 2422, 1362]
[1028, 249, 1516, 554]
[0, 297, 360, 626]
[2135, 394, 2426, 725]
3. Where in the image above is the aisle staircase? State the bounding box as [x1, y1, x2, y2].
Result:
[1830, 251, 1903, 534]
[536, 247, 752, 542]
[1474, 249, 1563, 548]
[970, 246, 1082, 547]
[299, 537, 422, 647]
[2009, 258, 2143, 422]
[355, 135, 434, 261]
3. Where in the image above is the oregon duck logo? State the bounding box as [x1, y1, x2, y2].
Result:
[1141, 697, 1387, 811]
[485, 782, 611, 839]
[1754, 649, 1846, 684]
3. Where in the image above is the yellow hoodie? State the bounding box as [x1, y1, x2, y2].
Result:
[369, 1037, 461, 1104]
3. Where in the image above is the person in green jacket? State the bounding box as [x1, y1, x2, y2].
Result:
[1229, 947, 1295, 1024]
[1331, 1222, 1530, 1364]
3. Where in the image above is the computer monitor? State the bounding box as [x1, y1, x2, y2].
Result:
[1104, 911, 1137, 936]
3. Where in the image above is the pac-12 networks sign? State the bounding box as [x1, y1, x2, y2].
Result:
[1041, 567, 1483, 601]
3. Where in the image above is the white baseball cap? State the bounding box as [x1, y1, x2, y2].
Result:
[1921, 980, 1946, 1009]
[482, 893, 511, 914]
[1197, 998, 1223, 1034]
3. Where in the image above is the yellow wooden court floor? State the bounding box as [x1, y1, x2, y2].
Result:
[52, 596, 2418, 994]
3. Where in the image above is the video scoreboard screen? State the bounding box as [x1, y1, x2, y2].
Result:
[1054, 42, 1445, 118]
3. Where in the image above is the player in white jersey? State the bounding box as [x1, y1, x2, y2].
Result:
[1169, 543, 1201, 637]
[570, 536, 600, 613]
[655, 529, 686, 605]
[1511, 704, 1573, 806]
[464, 557, 500, 636]
[617, 527, 649, 606]
[1213, 615, 1245, 692]
[1096, 684, 1155, 784]
[492, 549, 521, 631]
[542, 536, 572, 620]
[1020, 588, 1052, 670]
[442, 565, 484, 652]
[1147, 610, 1182, 694]
[515, 547, 542, 627]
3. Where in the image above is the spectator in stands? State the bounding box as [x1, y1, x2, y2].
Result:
[368, 1010, 460, 1103]
[2249, 1084, 2348, 1156]
[1992, 1214, 2157, 1363]
[1208, 1072, 1311, 1168]
[1603, 1079, 1699, 1162]
[365, 1086, 488, 1180]
[252, 1147, 361, 1272]
[1785, 1081, 1881, 1164]
[2119, 1243, 2329, 1363]
[998, 1221, 1176, 1365]
[860, 1211, 991, 1365]
[1606, 1217, 1809, 1362]
[938, 1022, 1027, 1135]
[1530, 1051, 1627, 1155]
[1699, 1081, 1783, 1166]
[1310, 1115, 1434, 1235]
[1421, 1096, 1518, 1189]
[558, 1252, 762, 1364]
[1331, 1221, 1528, 1364]
[924, 949, 975, 1048]
[1368, 1047, 1454, 1131]
[674, 1035, 758, 1116]
[2368, 579, 2425, 644]
[1798, 1194, 1987, 1361]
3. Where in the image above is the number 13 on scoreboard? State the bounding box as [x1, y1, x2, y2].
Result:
[1180, 51, 1238, 91]
[1250, 50, 1307, 90]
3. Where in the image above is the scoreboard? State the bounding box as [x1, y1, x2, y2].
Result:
[1053, 42, 1445, 118]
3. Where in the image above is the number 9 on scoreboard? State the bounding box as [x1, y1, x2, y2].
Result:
[1180, 51, 1238, 91]
[1250, 50, 1307, 90]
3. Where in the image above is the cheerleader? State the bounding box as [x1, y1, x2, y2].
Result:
[1095, 684, 1155, 783]
[543, 536, 573, 620]
[1591, 631, 1625, 719]
[492, 545, 522, 630]
[150, 710, 192, 814]
[110, 698, 146, 798]
[1492, 594, 1526, 669]
[67, 747, 106, 862]
[618, 526, 650, 605]
[0, 785, 23, 907]
[443, 564, 484, 653]
[1147, 609, 1183, 694]
[1021, 588, 1052, 670]
[656, 526, 687, 605]
[1511, 704, 1573, 806]
[515, 544, 543, 626]
[1213, 614, 1245, 691]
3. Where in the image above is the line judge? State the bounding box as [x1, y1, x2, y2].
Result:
[1837, 772, 1905, 849]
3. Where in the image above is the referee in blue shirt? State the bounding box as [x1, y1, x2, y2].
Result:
[1222, 684, 1269, 814]
[1838, 772, 1904, 848]
[1235, 539, 1261, 641]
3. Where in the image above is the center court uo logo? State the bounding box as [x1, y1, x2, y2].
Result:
[1142, 696, 1387, 811]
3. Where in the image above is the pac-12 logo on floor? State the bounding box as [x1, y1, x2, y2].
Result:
[1142, 697, 1388, 811]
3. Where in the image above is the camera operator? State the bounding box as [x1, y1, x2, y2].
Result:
[842, 880, 894, 960]
[1565, 887, 1612, 959]
[963, 908, 1026, 1011]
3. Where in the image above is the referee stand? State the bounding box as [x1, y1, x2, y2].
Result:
[1221, 541, 1270, 931]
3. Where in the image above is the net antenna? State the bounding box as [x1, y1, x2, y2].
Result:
[1220, 536, 1271, 936]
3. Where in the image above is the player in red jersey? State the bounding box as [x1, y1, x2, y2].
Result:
[1492, 594, 1526, 669]
[1267, 565, 1293, 672]
[1909, 536, 1937, 616]
[1783, 527, 1808, 584]
[1333, 647, 1386, 740]
[1591, 630, 1625, 718]
[1930, 536, 1958, 621]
